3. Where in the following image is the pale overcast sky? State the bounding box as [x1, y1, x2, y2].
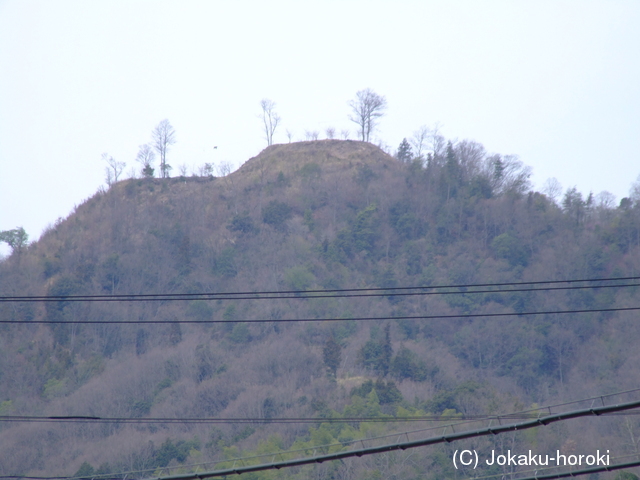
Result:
[1, 1, 639, 256]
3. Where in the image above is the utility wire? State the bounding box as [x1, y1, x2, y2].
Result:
[3, 305, 640, 325]
[8, 461, 640, 480]
[1, 276, 638, 303]
[465, 453, 640, 480]
[5, 411, 640, 425]
[6, 389, 640, 480]
[139, 398, 640, 480]
[502, 459, 640, 480]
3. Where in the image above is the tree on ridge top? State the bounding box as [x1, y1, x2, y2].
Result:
[349, 88, 387, 143]
[152, 119, 176, 178]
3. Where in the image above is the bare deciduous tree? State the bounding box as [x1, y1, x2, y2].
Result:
[152, 119, 176, 178]
[135, 144, 155, 178]
[410, 125, 429, 160]
[285, 129, 294, 143]
[304, 130, 319, 141]
[341, 129, 350, 140]
[325, 127, 335, 139]
[348, 88, 387, 142]
[260, 99, 280, 146]
[198, 163, 214, 177]
[428, 122, 446, 160]
[102, 153, 126, 186]
[542, 177, 563, 203]
[630, 173, 640, 204]
[217, 161, 232, 177]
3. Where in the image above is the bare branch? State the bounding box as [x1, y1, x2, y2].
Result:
[135, 144, 156, 178]
[348, 88, 387, 142]
[260, 99, 280, 146]
[101, 153, 126, 186]
[152, 119, 176, 178]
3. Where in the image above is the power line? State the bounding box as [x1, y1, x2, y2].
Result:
[6, 389, 640, 480]
[12, 459, 639, 480]
[3, 305, 640, 325]
[505, 459, 640, 480]
[138, 398, 640, 480]
[1, 276, 638, 303]
[465, 453, 640, 480]
[5, 411, 640, 425]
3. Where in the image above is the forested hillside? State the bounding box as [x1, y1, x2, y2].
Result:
[2, 140, 640, 479]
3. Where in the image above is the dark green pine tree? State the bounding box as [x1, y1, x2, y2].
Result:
[396, 138, 413, 163]
[323, 336, 342, 378]
[380, 324, 393, 376]
[443, 141, 461, 199]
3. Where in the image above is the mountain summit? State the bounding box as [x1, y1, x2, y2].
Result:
[1, 139, 640, 479]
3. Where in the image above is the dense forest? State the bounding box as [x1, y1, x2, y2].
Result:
[1, 139, 640, 480]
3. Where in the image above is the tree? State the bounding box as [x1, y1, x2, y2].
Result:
[411, 125, 429, 160]
[0, 227, 28, 254]
[260, 99, 280, 146]
[135, 143, 155, 178]
[489, 154, 531, 196]
[101, 153, 126, 186]
[396, 138, 413, 163]
[74, 462, 95, 480]
[323, 336, 341, 378]
[542, 177, 563, 203]
[152, 119, 176, 178]
[348, 88, 387, 142]
[380, 324, 393, 376]
[358, 324, 393, 376]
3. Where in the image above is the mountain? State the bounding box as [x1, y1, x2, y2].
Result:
[1, 139, 640, 479]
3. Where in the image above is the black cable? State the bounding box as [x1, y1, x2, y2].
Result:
[1, 276, 638, 303]
[508, 459, 640, 480]
[0, 414, 520, 424]
[6, 389, 640, 480]
[138, 398, 640, 480]
[2, 304, 640, 324]
[465, 453, 640, 480]
[4, 410, 640, 425]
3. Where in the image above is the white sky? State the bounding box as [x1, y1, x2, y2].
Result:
[1, 1, 639, 256]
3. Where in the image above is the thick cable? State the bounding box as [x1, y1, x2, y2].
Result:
[139, 398, 640, 480]
[1, 276, 638, 303]
[5, 389, 640, 480]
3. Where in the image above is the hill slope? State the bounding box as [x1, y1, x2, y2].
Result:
[1, 139, 640, 479]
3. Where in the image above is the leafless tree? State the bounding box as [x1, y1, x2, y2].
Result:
[217, 161, 232, 177]
[630, 173, 640, 204]
[542, 177, 563, 203]
[285, 129, 294, 143]
[102, 153, 126, 186]
[260, 99, 280, 146]
[348, 88, 387, 142]
[152, 119, 176, 178]
[178, 164, 188, 177]
[340, 129, 350, 140]
[325, 127, 335, 139]
[198, 163, 214, 177]
[305, 130, 319, 141]
[410, 125, 429, 160]
[135, 144, 155, 178]
[428, 122, 446, 160]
